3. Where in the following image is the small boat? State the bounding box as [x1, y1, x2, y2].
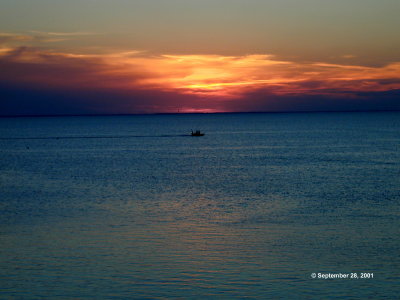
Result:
[191, 130, 205, 136]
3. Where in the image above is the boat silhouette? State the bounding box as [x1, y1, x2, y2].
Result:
[191, 130, 205, 136]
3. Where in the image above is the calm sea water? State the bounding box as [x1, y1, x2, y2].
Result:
[1, 112, 399, 299]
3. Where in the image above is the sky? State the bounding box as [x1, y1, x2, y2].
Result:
[1, 0, 399, 115]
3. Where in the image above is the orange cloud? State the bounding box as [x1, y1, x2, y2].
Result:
[1, 43, 400, 98]
[1, 39, 400, 114]
[98, 52, 400, 97]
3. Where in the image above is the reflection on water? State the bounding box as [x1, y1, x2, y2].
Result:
[0, 112, 399, 298]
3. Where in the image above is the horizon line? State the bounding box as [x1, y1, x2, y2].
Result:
[0, 109, 399, 118]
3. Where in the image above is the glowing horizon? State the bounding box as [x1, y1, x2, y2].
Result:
[1, 0, 399, 115]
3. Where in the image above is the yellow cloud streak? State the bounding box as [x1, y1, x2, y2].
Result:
[122, 54, 400, 97]
[1, 45, 400, 96]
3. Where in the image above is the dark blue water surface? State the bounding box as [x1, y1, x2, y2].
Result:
[1, 112, 399, 298]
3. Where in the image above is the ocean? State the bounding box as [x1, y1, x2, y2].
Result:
[0, 112, 399, 298]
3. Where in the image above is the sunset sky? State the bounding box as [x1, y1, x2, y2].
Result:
[1, 0, 399, 115]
